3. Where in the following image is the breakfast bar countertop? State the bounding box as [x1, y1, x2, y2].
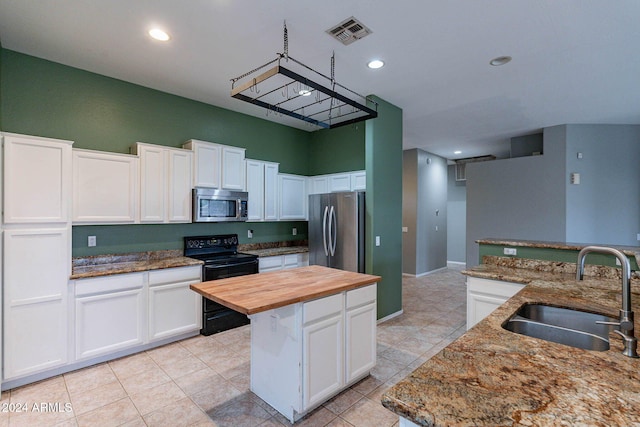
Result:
[190, 265, 380, 315]
[381, 273, 640, 426]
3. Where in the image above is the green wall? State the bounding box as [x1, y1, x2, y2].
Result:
[308, 123, 365, 175]
[366, 96, 403, 319]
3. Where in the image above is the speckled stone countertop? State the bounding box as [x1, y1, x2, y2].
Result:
[478, 238, 640, 266]
[382, 260, 640, 426]
[71, 250, 203, 279]
[239, 240, 308, 257]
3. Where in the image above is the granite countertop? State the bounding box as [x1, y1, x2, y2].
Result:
[477, 238, 640, 266]
[238, 240, 308, 257]
[242, 246, 308, 257]
[71, 250, 203, 280]
[382, 266, 640, 426]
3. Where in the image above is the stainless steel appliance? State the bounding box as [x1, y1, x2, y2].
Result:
[184, 234, 258, 335]
[192, 188, 248, 222]
[308, 191, 365, 273]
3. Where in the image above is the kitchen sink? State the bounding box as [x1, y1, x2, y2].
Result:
[502, 303, 619, 351]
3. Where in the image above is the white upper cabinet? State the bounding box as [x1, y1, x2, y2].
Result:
[3, 133, 73, 224]
[183, 139, 221, 188]
[221, 146, 246, 190]
[309, 176, 329, 195]
[308, 171, 366, 195]
[246, 159, 280, 221]
[350, 171, 366, 191]
[264, 162, 279, 221]
[133, 142, 192, 223]
[279, 173, 307, 220]
[183, 139, 245, 190]
[329, 174, 352, 193]
[72, 149, 138, 224]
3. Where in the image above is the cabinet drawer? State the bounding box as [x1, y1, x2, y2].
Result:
[303, 293, 343, 324]
[259, 256, 283, 269]
[346, 284, 377, 309]
[149, 265, 201, 285]
[75, 272, 144, 297]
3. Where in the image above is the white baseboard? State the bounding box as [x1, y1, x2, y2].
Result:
[447, 261, 466, 268]
[403, 266, 448, 278]
[377, 309, 403, 324]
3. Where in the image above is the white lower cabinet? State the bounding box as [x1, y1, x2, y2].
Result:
[148, 266, 202, 341]
[250, 283, 377, 423]
[74, 273, 146, 360]
[3, 227, 70, 380]
[258, 253, 309, 272]
[466, 276, 525, 330]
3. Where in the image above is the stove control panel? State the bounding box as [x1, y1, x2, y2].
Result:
[184, 234, 239, 255]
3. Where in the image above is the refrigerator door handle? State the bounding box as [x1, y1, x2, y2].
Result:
[322, 205, 329, 256]
[329, 205, 337, 256]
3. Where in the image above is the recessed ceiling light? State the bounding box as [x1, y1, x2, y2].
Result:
[298, 89, 312, 97]
[454, 150, 462, 155]
[367, 59, 384, 69]
[489, 56, 512, 66]
[149, 28, 170, 41]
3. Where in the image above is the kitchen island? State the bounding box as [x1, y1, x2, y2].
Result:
[190, 265, 381, 423]
[382, 261, 640, 426]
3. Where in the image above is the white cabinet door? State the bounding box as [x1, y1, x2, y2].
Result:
[466, 277, 525, 330]
[137, 144, 166, 222]
[246, 160, 265, 221]
[3, 133, 73, 224]
[167, 149, 193, 222]
[351, 171, 366, 191]
[148, 266, 201, 341]
[345, 285, 376, 384]
[72, 149, 138, 224]
[329, 174, 351, 192]
[221, 146, 246, 190]
[279, 174, 307, 220]
[310, 176, 329, 195]
[3, 227, 70, 379]
[75, 273, 145, 360]
[302, 294, 344, 410]
[264, 162, 279, 221]
[303, 313, 343, 410]
[183, 140, 221, 188]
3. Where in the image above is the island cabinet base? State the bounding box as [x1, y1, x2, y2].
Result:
[249, 283, 377, 423]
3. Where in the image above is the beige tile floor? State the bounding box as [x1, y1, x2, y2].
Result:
[0, 266, 466, 427]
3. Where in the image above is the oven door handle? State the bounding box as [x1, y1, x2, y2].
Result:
[203, 260, 258, 270]
[236, 199, 242, 219]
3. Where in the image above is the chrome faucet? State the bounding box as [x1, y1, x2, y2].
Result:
[576, 246, 638, 358]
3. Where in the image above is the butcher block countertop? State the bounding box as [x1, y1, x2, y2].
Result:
[190, 265, 380, 315]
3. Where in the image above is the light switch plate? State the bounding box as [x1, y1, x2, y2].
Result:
[375, 236, 381, 246]
[504, 247, 517, 256]
[88, 236, 96, 247]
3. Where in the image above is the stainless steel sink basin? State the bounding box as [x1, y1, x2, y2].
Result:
[502, 303, 619, 351]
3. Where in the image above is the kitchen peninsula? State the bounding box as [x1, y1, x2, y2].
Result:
[382, 240, 640, 426]
[190, 265, 380, 423]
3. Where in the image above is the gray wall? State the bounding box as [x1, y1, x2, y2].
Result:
[565, 124, 640, 245]
[466, 125, 567, 266]
[466, 124, 640, 266]
[402, 149, 448, 275]
[447, 165, 466, 264]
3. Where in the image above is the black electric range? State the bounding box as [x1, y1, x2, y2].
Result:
[184, 234, 258, 335]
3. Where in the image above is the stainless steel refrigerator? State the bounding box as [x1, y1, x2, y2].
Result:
[308, 191, 365, 273]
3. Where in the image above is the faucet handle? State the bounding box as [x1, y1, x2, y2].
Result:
[596, 319, 634, 330]
[612, 330, 639, 358]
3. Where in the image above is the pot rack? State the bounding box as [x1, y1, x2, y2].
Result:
[230, 23, 378, 129]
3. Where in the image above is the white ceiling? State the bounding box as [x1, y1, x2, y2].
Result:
[1, 0, 639, 160]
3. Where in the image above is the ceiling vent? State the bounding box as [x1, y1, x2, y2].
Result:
[454, 155, 496, 181]
[326, 17, 372, 45]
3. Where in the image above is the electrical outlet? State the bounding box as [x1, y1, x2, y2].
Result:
[292, 227, 297, 236]
[504, 247, 517, 256]
[375, 236, 381, 247]
[247, 229, 253, 239]
[88, 236, 97, 247]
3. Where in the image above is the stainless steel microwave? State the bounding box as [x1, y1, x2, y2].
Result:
[193, 188, 248, 222]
